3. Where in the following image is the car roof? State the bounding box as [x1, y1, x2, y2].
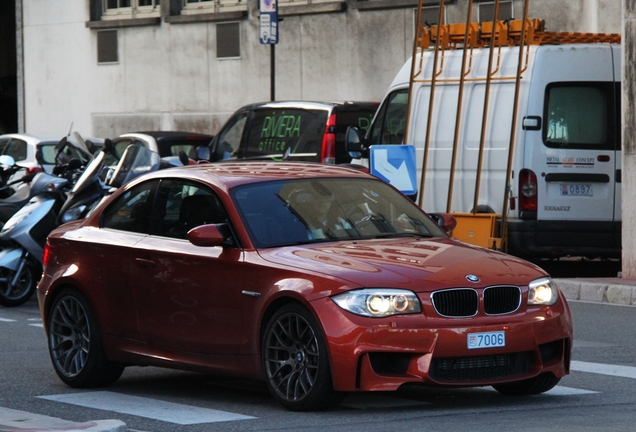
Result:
[0, 133, 60, 144]
[118, 131, 214, 141]
[235, 101, 379, 112]
[134, 161, 373, 189]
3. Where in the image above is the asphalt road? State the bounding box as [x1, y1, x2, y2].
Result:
[1, 275, 635, 431]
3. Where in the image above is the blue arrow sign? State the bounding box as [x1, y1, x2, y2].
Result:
[369, 145, 417, 195]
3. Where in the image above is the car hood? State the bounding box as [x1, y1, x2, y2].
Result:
[257, 237, 547, 293]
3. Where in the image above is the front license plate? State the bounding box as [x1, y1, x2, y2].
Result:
[467, 331, 505, 349]
[560, 184, 593, 196]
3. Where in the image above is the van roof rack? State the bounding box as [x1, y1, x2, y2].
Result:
[419, 18, 621, 51]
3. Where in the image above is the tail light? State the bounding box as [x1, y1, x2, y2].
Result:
[519, 168, 538, 212]
[320, 113, 337, 164]
[26, 166, 42, 175]
[42, 243, 50, 269]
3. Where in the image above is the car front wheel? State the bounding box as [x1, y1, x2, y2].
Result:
[48, 288, 124, 388]
[262, 303, 341, 411]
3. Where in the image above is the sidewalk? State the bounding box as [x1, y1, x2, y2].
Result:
[555, 276, 636, 306]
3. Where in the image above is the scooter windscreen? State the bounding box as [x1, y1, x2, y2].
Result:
[108, 145, 161, 188]
[70, 150, 105, 195]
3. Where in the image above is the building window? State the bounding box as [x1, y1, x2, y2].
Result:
[416, 5, 445, 26]
[278, 0, 341, 5]
[97, 30, 118, 63]
[182, 0, 247, 14]
[478, 1, 513, 22]
[102, 0, 160, 20]
[217, 22, 240, 59]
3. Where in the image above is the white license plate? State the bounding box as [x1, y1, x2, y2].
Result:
[467, 331, 505, 349]
[560, 184, 593, 196]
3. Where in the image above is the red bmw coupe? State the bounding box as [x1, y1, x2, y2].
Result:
[37, 162, 572, 411]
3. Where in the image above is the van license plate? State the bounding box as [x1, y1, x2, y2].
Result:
[467, 331, 505, 349]
[560, 184, 593, 196]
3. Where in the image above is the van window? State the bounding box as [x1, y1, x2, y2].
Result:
[368, 90, 408, 145]
[244, 108, 327, 161]
[544, 82, 616, 150]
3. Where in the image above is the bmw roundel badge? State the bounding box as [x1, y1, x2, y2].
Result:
[466, 275, 480, 283]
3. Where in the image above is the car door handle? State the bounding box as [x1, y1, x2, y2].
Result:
[135, 257, 156, 268]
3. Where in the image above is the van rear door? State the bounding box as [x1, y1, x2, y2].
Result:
[526, 45, 619, 249]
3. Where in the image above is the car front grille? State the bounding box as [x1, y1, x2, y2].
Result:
[431, 289, 478, 317]
[431, 286, 521, 317]
[483, 286, 521, 315]
[430, 352, 533, 382]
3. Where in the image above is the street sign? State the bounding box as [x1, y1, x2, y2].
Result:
[369, 145, 417, 196]
[260, 0, 278, 44]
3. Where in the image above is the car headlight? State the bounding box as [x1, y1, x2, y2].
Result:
[528, 277, 558, 306]
[332, 289, 421, 318]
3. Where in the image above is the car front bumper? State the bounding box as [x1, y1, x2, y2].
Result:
[312, 293, 572, 392]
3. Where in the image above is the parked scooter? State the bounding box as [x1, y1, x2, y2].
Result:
[0, 143, 162, 306]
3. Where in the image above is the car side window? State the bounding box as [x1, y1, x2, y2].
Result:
[101, 181, 158, 234]
[2, 138, 28, 161]
[213, 112, 248, 161]
[150, 179, 227, 240]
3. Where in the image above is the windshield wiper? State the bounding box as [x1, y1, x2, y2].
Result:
[372, 232, 433, 239]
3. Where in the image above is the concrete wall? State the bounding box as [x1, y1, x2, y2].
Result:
[624, 0, 636, 278]
[20, 0, 622, 139]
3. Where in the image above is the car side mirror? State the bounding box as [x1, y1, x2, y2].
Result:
[0, 155, 15, 167]
[187, 224, 229, 247]
[345, 126, 367, 159]
[428, 212, 458, 233]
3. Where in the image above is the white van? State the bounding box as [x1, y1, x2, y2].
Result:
[352, 40, 621, 259]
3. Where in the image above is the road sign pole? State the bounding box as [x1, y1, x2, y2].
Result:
[270, 44, 275, 101]
[260, 0, 278, 102]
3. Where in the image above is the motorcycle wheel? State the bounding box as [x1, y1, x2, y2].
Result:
[0, 260, 39, 307]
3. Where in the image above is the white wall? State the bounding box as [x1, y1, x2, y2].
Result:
[21, 0, 621, 139]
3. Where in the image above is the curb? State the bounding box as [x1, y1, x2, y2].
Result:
[555, 278, 636, 306]
[0, 407, 126, 432]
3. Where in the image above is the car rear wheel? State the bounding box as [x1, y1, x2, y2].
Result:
[492, 373, 561, 395]
[262, 303, 341, 411]
[48, 288, 124, 388]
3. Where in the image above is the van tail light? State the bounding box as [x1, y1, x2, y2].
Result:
[519, 168, 538, 212]
[27, 167, 42, 176]
[321, 113, 337, 164]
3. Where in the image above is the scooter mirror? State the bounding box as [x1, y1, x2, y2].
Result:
[0, 155, 15, 167]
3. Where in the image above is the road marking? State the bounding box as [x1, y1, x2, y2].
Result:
[538, 385, 597, 395]
[571, 360, 636, 379]
[38, 391, 256, 425]
[29, 323, 44, 328]
[0, 318, 16, 322]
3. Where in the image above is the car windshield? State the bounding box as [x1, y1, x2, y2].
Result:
[232, 177, 445, 248]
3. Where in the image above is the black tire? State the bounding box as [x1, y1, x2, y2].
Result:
[492, 373, 561, 396]
[262, 303, 342, 411]
[0, 260, 39, 307]
[47, 288, 124, 388]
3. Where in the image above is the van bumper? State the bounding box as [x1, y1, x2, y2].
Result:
[506, 218, 621, 259]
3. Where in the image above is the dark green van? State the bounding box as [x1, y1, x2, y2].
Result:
[209, 101, 379, 164]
